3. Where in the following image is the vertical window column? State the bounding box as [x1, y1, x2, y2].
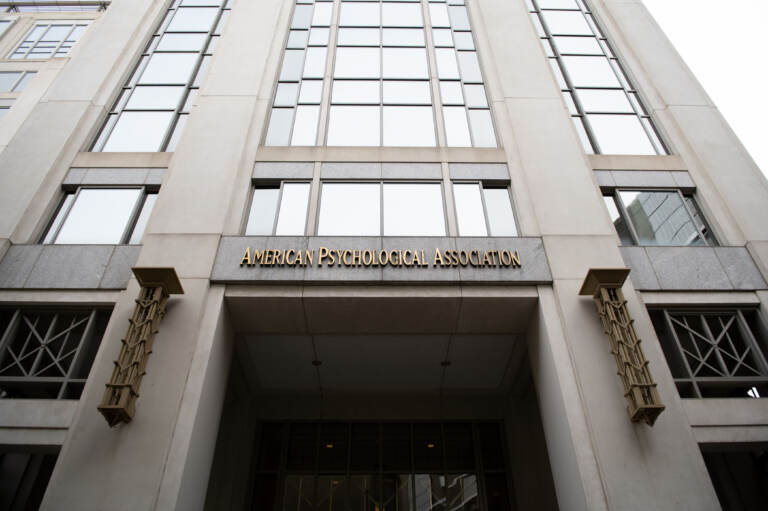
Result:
[265, 0, 333, 146]
[92, 0, 231, 152]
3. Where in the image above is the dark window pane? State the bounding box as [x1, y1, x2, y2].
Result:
[478, 423, 504, 470]
[383, 423, 411, 471]
[351, 423, 380, 471]
[318, 423, 348, 471]
[251, 475, 277, 511]
[382, 474, 412, 511]
[287, 423, 317, 470]
[282, 475, 315, 511]
[444, 423, 474, 471]
[258, 423, 283, 471]
[413, 423, 442, 471]
[484, 474, 512, 511]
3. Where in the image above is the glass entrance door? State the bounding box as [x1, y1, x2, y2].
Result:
[249, 422, 512, 511]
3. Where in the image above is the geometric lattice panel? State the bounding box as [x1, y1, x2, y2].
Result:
[0, 308, 111, 399]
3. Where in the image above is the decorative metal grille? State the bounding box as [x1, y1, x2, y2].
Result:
[0, 308, 111, 399]
[651, 309, 768, 398]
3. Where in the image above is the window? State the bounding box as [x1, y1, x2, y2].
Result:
[527, 0, 666, 154]
[266, 0, 496, 147]
[9, 20, 90, 59]
[1, 1, 109, 12]
[453, 183, 517, 236]
[245, 182, 311, 236]
[0, 18, 13, 35]
[0, 307, 112, 399]
[316, 182, 446, 236]
[42, 188, 157, 244]
[603, 190, 715, 246]
[0, 451, 58, 510]
[0, 70, 35, 91]
[0, 98, 12, 119]
[250, 422, 511, 511]
[649, 309, 768, 398]
[91, 0, 231, 152]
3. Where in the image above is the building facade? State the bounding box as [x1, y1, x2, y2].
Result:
[0, 0, 767, 509]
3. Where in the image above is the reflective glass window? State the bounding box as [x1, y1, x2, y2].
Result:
[383, 183, 445, 236]
[9, 21, 90, 59]
[317, 183, 380, 236]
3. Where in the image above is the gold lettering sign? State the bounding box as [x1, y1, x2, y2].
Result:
[239, 247, 522, 269]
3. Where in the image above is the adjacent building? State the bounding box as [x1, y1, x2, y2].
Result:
[0, 0, 766, 509]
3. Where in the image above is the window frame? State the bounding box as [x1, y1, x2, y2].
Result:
[315, 180, 449, 237]
[8, 19, 91, 59]
[604, 188, 716, 247]
[245, 180, 312, 236]
[41, 186, 158, 245]
[451, 181, 518, 237]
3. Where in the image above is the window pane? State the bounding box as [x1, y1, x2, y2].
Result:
[291, 105, 320, 145]
[13, 72, 36, 92]
[280, 49, 306, 81]
[435, 48, 460, 79]
[383, 48, 429, 79]
[463, 84, 487, 108]
[383, 81, 431, 104]
[312, 2, 333, 26]
[275, 83, 299, 107]
[126, 86, 186, 110]
[128, 194, 157, 244]
[453, 183, 487, 236]
[383, 106, 436, 146]
[265, 108, 294, 146]
[291, 4, 313, 29]
[157, 33, 208, 52]
[299, 80, 324, 103]
[538, 0, 579, 8]
[443, 106, 471, 146]
[318, 183, 380, 236]
[448, 6, 470, 30]
[429, 4, 450, 28]
[587, 114, 655, 154]
[484, 188, 517, 236]
[382, 3, 423, 27]
[43, 195, 75, 244]
[245, 188, 280, 235]
[541, 10, 592, 35]
[576, 89, 633, 113]
[432, 28, 453, 47]
[619, 191, 703, 246]
[308, 27, 330, 45]
[335, 47, 380, 78]
[275, 183, 311, 235]
[456, 51, 482, 83]
[0, 72, 22, 92]
[287, 29, 309, 48]
[337, 28, 380, 46]
[383, 183, 445, 236]
[468, 109, 496, 147]
[102, 111, 175, 151]
[327, 106, 380, 146]
[453, 32, 475, 50]
[138, 53, 199, 84]
[167, 7, 219, 32]
[603, 196, 634, 245]
[382, 28, 425, 47]
[553, 36, 602, 55]
[340, 3, 380, 27]
[560, 56, 619, 87]
[440, 81, 464, 105]
[55, 189, 142, 244]
[332, 80, 380, 104]
[303, 47, 327, 78]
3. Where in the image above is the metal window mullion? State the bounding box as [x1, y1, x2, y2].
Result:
[57, 309, 97, 399]
[663, 310, 702, 397]
[0, 309, 21, 370]
[117, 187, 146, 244]
[699, 313, 731, 377]
[478, 183, 492, 236]
[736, 310, 768, 374]
[677, 191, 711, 246]
[28, 312, 59, 377]
[379, 181, 384, 236]
[422, 0, 446, 148]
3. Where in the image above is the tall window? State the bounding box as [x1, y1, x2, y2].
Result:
[527, 0, 666, 155]
[265, 0, 497, 147]
[91, 0, 231, 152]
